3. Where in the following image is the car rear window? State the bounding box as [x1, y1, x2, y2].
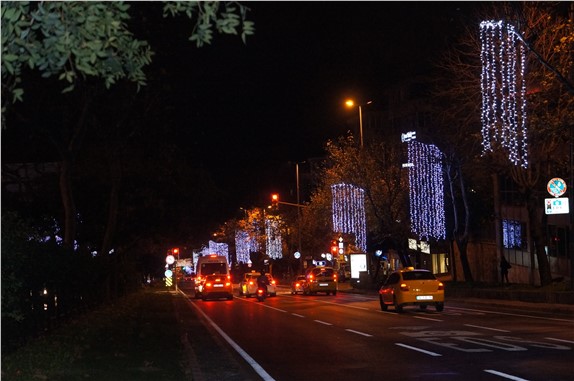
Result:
[402, 271, 436, 281]
[311, 268, 334, 277]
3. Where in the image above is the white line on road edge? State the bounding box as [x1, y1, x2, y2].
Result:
[484, 369, 530, 381]
[395, 343, 442, 357]
[345, 329, 373, 337]
[464, 324, 510, 332]
[184, 294, 276, 381]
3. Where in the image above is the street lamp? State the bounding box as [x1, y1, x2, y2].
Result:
[345, 99, 372, 149]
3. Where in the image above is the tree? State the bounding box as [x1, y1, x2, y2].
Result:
[433, 2, 573, 286]
[1, 1, 254, 252]
[1, 1, 254, 112]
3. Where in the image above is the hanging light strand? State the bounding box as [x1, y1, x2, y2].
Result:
[331, 183, 367, 251]
[408, 141, 446, 241]
[479, 20, 529, 168]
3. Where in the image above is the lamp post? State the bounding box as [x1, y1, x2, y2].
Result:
[345, 99, 372, 149]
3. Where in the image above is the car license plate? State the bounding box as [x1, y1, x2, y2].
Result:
[214, 284, 223, 287]
[416, 295, 433, 300]
[319, 283, 328, 287]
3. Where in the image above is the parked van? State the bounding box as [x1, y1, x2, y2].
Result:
[194, 254, 230, 298]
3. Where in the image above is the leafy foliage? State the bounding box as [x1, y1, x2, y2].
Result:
[1, 1, 254, 113]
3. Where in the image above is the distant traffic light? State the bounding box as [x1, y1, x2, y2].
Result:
[271, 193, 279, 207]
[331, 240, 338, 256]
[173, 248, 179, 255]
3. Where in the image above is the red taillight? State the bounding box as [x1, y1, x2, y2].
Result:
[295, 282, 300, 287]
[400, 283, 409, 291]
[334, 274, 338, 281]
[438, 282, 444, 291]
[249, 280, 254, 286]
[225, 282, 231, 287]
[257, 288, 264, 294]
[271, 280, 276, 285]
[309, 274, 314, 281]
[205, 282, 213, 288]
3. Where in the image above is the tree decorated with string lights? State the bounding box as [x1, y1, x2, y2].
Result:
[433, 2, 573, 286]
[302, 134, 410, 270]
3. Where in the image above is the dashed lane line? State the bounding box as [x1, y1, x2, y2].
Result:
[484, 369, 529, 381]
[395, 343, 442, 357]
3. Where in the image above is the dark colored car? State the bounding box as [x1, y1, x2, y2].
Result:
[303, 266, 338, 295]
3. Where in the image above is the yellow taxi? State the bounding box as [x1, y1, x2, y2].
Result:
[200, 274, 233, 301]
[378, 267, 444, 312]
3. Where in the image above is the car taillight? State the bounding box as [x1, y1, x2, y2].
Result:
[225, 282, 231, 287]
[400, 283, 409, 291]
[334, 274, 338, 281]
[295, 282, 300, 287]
[438, 282, 444, 291]
[205, 282, 212, 288]
[249, 280, 254, 285]
[257, 288, 264, 294]
[271, 280, 276, 285]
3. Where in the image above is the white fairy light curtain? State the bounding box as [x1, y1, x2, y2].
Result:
[208, 240, 229, 264]
[331, 183, 367, 251]
[265, 218, 283, 259]
[235, 230, 260, 264]
[408, 141, 446, 241]
[480, 20, 529, 168]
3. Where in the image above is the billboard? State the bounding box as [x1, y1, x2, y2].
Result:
[350, 253, 367, 279]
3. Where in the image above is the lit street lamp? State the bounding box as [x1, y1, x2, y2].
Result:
[345, 99, 372, 149]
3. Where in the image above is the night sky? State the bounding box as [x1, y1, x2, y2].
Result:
[2, 2, 480, 237]
[144, 1, 476, 208]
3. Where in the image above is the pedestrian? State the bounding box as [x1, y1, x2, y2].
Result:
[500, 256, 511, 285]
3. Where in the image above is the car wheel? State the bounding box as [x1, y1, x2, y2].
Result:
[379, 295, 388, 311]
[394, 296, 403, 313]
[419, 304, 428, 310]
[435, 302, 444, 312]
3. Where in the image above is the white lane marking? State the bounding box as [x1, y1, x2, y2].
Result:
[464, 324, 510, 333]
[546, 337, 574, 344]
[395, 343, 442, 357]
[484, 369, 529, 380]
[346, 329, 373, 337]
[447, 306, 572, 322]
[263, 305, 287, 313]
[292, 313, 305, 318]
[314, 320, 333, 326]
[413, 316, 443, 322]
[182, 292, 276, 381]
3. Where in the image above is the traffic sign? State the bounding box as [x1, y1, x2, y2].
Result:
[545, 197, 570, 215]
[547, 178, 567, 197]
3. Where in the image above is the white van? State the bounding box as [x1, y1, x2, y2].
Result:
[194, 254, 230, 298]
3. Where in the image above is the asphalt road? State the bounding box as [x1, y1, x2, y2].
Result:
[179, 285, 574, 381]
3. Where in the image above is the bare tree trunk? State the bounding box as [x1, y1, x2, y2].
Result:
[59, 158, 76, 250]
